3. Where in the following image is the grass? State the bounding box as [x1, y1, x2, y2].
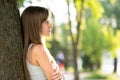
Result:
[65, 67, 118, 80]
[84, 71, 117, 80]
[84, 72, 107, 79]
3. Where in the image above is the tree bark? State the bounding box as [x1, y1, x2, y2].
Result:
[0, 0, 24, 80]
[113, 57, 117, 73]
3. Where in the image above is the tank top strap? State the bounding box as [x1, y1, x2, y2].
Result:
[27, 43, 35, 57]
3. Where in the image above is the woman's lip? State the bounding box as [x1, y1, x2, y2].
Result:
[48, 29, 52, 32]
[48, 30, 51, 32]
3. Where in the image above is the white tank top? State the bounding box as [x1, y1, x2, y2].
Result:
[26, 43, 47, 80]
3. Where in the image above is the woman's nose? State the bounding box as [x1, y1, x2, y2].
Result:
[49, 23, 53, 29]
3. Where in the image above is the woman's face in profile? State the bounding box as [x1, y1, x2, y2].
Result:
[41, 19, 52, 37]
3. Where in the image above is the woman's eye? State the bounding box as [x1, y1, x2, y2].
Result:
[45, 21, 49, 23]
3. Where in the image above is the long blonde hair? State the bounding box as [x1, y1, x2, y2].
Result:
[21, 6, 49, 80]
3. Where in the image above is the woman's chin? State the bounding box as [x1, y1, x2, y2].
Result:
[45, 34, 51, 37]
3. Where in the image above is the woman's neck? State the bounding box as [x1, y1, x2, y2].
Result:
[41, 36, 46, 47]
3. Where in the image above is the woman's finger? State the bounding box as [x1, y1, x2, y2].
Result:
[51, 74, 60, 80]
[52, 70, 58, 76]
[51, 71, 62, 80]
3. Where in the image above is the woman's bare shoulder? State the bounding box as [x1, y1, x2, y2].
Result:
[31, 44, 44, 54]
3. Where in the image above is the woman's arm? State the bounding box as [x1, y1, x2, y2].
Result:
[31, 45, 63, 80]
[51, 70, 65, 80]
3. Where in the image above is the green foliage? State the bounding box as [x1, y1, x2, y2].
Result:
[102, 26, 114, 51]
[100, 0, 120, 29]
[85, 0, 104, 19]
[100, 0, 113, 17]
[47, 39, 61, 58]
[84, 72, 117, 80]
[81, 18, 104, 70]
[18, 0, 25, 7]
[58, 24, 71, 48]
[82, 18, 104, 54]
[107, 73, 117, 80]
[74, 0, 104, 20]
[113, 0, 120, 29]
[100, 0, 120, 59]
[84, 72, 107, 79]
[110, 0, 116, 5]
[74, 0, 82, 13]
[102, 26, 120, 58]
[18, 0, 33, 8]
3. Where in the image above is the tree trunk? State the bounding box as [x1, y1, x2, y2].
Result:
[113, 57, 117, 73]
[73, 45, 79, 80]
[0, 0, 24, 80]
[66, 1, 79, 79]
[113, 28, 117, 73]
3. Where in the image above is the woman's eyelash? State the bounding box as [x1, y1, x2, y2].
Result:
[45, 21, 49, 23]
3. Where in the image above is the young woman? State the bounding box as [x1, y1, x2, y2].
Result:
[21, 6, 64, 80]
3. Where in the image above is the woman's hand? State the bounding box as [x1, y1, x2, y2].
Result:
[51, 69, 64, 80]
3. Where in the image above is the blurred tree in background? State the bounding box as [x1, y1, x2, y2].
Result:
[81, 18, 105, 70]
[66, 0, 85, 79]
[80, 0, 104, 71]
[100, 0, 120, 73]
